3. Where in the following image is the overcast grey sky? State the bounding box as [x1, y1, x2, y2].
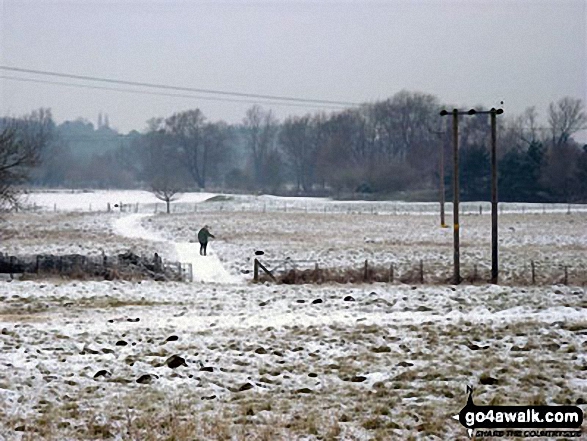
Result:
[1, 0, 585, 137]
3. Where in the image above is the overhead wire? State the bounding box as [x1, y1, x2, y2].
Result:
[0, 65, 360, 107]
[0, 74, 353, 110]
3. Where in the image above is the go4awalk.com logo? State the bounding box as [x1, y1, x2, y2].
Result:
[453, 386, 584, 438]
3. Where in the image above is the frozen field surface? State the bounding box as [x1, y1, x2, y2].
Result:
[0, 281, 585, 440]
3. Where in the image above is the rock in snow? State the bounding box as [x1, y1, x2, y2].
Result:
[165, 355, 187, 369]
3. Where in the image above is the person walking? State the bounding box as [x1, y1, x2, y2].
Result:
[197, 225, 215, 256]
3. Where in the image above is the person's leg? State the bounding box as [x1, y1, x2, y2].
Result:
[200, 243, 204, 255]
[203, 243, 207, 256]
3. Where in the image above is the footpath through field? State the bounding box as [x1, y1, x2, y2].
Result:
[113, 213, 242, 284]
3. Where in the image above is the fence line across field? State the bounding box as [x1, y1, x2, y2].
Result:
[0, 251, 582, 285]
[34, 200, 587, 216]
[0, 252, 191, 282]
[251, 256, 584, 286]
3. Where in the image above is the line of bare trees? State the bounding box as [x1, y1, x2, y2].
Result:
[3, 92, 587, 210]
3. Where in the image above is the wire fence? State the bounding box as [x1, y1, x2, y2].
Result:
[251, 257, 586, 286]
[26, 199, 587, 217]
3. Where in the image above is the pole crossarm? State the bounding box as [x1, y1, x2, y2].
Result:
[440, 108, 503, 116]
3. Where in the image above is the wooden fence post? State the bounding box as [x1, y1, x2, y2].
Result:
[254, 259, 259, 282]
[254, 259, 276, 282]
[419, 260, 424, 283]
[531, 260, 535, 285]
[363, 260, 369, 282]
[314, 263, 320, 283]
[389, 263, 394, 283]
[473, 264, 478, 282]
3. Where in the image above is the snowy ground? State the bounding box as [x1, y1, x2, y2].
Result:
[0, 282, 585, 440]
[0, 192, 586, 440]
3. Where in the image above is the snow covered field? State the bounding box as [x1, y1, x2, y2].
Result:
[146, 209, 587, 286]
[0, 191, 586, 440]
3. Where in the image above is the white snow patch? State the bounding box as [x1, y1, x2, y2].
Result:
[174, 242, 243, 284]
[25, 189, 217, 212]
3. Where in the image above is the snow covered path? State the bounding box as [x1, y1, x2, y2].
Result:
[113, 213, 242, 284]
[112, 213, 166, 242]
[174, 241, 242, 284]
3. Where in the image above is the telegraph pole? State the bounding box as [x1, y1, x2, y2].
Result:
[490, 108, 499, 283]
[440, 109, 461, 284]
[469, 108, 503, 283]
[439, 129, 446, 228]
[451, 110, 460, 284]
[428, 126, 448, 228]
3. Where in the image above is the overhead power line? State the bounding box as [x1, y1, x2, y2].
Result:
[0, 65, 359, 107]
[0, 75, 350, 110]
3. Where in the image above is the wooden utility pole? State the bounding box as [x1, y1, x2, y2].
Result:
[429, 126, 447, 228]
[490, 108, 499, 284]
[451, 109, 460, 284]
[439, 131, 446, 228]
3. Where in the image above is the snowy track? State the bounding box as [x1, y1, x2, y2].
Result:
[174, 241, 242, 284]
[112, 213, 166, 242]
[113, 213, 242, 284]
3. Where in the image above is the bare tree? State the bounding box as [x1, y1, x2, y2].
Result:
[152, 173, 183, 214]
[140, 119, 186, 213]
[165, 109, 208, 188]
[0, 108, 54, 210]
[548, 97, 587, 147]
[279, 114, 329, 193]
[201, 121, 232, 187]
[243, 105, 278, 190]
[280, 114, 311, 192]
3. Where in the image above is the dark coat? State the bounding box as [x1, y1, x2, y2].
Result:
[198, 227, 215, 244]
